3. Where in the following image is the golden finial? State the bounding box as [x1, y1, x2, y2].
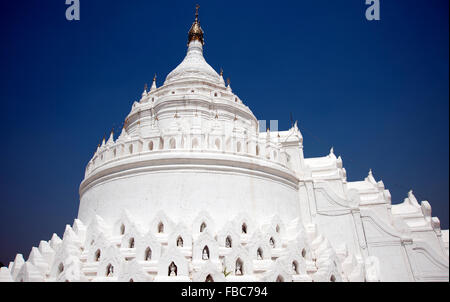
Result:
[226, 78, 230, 86]
[188, 4, 204, 45]
[220, 68, 223, 77]
[195, 4, 200, 21]
[153, 74, 157, 81]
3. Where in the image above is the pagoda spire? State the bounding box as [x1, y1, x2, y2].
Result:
[188, 4, 204, 45]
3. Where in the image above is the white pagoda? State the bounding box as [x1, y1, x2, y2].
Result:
[1, 7, 448, 282]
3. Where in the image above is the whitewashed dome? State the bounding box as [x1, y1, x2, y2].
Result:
[164, 40, 221, 85]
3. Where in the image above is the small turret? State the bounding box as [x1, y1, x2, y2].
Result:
[142, 83, 148, 97]
[366, 169, 376, 184]
[150, 74, 157, 91]
[219, 68, 225, 86]
[106, 129, 114, 146]
[226, 78, 232, 92]
[329, 147, 335, 157]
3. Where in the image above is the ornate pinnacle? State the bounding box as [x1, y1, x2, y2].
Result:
[188, 4, 204, 45]
[150, 74, 157, 91]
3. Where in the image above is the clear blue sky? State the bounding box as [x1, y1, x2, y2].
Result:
[0, 0, 448, 264]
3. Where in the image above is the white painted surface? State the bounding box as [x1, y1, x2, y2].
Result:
[2, 15, 448, 282]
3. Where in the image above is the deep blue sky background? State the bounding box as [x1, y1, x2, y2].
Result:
[0, 0, 448, 264]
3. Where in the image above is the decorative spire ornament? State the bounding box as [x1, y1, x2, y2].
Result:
[226, 78, 232, 92]
[151, 74, 157, 91]
[219, 68, 225, 86]
[142, 83, 148, 97]
[188, 4, 204, 45]
[219, 68, 225, 85]
[107, 129, 114, 145]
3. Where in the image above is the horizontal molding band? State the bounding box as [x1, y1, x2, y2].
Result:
[80, 152, 299, 196]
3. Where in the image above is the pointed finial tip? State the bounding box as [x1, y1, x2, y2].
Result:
[188, 4, 204, 45]
[153, 73, 157, 81]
